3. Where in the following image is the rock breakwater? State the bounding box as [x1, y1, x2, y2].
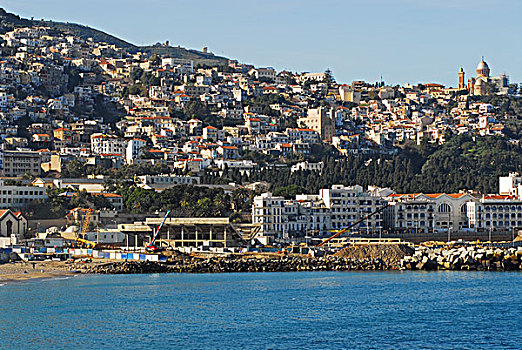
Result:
[82, 254, 396, 274]
[334, 244, 414, 267]
[401, 245, 522, 271]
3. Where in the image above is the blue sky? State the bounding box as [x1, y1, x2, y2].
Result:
[3, 0, 521, 86]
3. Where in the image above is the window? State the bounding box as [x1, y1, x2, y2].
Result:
[438, 203, 451, 213]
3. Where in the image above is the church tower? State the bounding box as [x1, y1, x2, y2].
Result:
[458, 67, 465, 89]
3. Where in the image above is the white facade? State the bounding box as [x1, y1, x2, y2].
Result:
[91, 133, 126, 155]
[498, 172, 522, 196]
[84, 229, 125, 244]
[252, 193, 331, 239]
[0, 209, 27, 247]
[467, 195, 522, 231]
[385, 193, 476, 233]
[135, 174, 200, 186]
[252, 185, 388, 240]
[0, 180, 47, 209]
[290, 161, 324, 173]
[320, 185, 385, 232]
[125, 138, 147, 164]
[252, 193, 284, 237]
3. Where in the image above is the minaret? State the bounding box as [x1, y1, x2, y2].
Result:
[458, 67, 465, 90]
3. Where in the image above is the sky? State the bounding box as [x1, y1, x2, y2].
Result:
[3, 0, 521, 87]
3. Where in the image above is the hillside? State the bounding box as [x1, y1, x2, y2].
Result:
[142, 45, 229, 67]
[0, 8, 229, 66]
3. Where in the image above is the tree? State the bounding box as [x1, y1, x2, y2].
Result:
[183, 100, 210, 119]
[324, 68, 335, 85]
[483, 82, 498, 95]
[273, 184, 308, 199]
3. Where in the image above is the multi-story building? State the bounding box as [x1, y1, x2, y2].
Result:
[252, 193, 284, 238]
[466, 195, 522, 231]
[125, 138, 147, 164]
[252, 194, 330, 240]
[135, 174, 200, 187]
[298, 107, 335, 142]
[252, 185, 389, 241]
[0, 150, 42, 177]
[0, 180, 47, 209]
[90, 133, 126, 155]
[384, 193, 477, 233]
[320, 185, 387, 233]
[498, 172, 522, 196]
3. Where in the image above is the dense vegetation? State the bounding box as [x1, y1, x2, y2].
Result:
[117, 185, 252, 220]
[26, 190, 114, 219]
[208, 135, 522, 195]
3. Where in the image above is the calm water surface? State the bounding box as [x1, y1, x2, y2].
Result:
[0, 271, 521, 350]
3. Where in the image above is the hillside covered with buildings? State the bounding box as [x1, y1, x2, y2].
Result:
[0, 8, 520, 246]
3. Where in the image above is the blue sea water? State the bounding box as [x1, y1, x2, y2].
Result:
[0, 271, 521, 350]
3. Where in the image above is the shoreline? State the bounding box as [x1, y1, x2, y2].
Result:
[2, 244, 521, 281]
[0, 261, 77, 285]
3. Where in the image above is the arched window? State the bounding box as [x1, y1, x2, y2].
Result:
[460, 205, 467, 214]
[438, 203, 451, 213]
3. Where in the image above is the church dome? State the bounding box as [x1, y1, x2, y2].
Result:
[477, 60, 489, 71]
[476, 58, 490, 78]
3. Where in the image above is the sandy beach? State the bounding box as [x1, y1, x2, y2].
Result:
[0, 261, 76, 284]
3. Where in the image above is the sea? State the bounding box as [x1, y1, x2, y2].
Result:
[0, 271, 521, 350]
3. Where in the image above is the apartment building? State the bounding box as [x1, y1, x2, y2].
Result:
[0, 180, 47, 209]
[0, 150, 42, 177]
[466, 195, 522, 231]
[90, 133, 126, 155]
[298, 107, 335, 142]
[135, 174, 200, 187]
[320, 185, 387, 233]
[252, 185, 388, 241]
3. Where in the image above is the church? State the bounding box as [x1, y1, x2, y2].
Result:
[458, 58, 510, 95]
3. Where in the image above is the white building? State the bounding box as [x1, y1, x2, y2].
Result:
[125, 138, 147, 164]
[135, 174, 200, 187]
[248, 67, 276, 80]
[467, 195, 522, 231]
[83, 229, 125, 244]
[252, 185, 388, 241]
[290, 161, 324, 173]
[498, 172, 522, 196]
[384, 193, 477, 233]
[252, 193, 331, 241]
[320, 185, 386, 232]
[0, 180, 47, 209]
[91, 134, 126, 156]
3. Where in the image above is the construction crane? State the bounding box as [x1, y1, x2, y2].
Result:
[146, 210, 171, 252]
[76, 208, 98, 248]
[315, 203, 394, 247]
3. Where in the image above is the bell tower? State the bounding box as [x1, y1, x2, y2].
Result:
[458, 67, 465, 89]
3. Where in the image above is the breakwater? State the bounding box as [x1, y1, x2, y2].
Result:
[71, 244, 522, 274]
[82, 255, 396, 274]
[401, 245, 522, 271]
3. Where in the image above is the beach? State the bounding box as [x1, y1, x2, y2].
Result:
[0, 261, 75, 283]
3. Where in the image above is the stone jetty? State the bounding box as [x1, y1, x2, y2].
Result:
[82, 254, 394, 274]
[78, 244, 522, 274]
[401, 245, 522, 271]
